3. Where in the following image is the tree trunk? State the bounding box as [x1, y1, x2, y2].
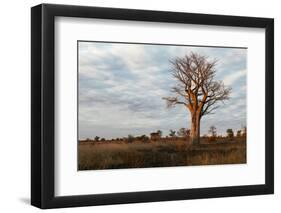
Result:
[190, 112, 200, 145]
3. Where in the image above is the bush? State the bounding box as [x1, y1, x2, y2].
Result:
[127, 135, 134, 143]
[169, 130, 176, 137]
[236, 130, 242, 137]
[226, 129, 234, 138]
[140, 135, 149, 143]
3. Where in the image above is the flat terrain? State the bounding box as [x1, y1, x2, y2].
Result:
[78, 137, 246, 170]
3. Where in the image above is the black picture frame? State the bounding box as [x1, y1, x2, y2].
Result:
[31, 3, 274, 209]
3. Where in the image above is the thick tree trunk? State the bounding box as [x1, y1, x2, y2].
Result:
[190, 112, 200, 145]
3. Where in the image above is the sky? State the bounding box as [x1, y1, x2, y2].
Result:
[78, 41, 247, 139]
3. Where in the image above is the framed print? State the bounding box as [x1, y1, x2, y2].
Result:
[31, 3, 274, 209]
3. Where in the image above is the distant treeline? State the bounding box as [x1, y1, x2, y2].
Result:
[79, 126, 247, 144]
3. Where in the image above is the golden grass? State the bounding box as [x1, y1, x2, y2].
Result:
[78, 139, 246, 170]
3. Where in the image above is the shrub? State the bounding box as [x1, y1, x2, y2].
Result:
[169, 130, 176, 137]
[226, 129, 234, 138]
[236, 130, 242, 137]
[127, 135, 134, 143]
[177, 128, 190, 138]
[140, 135, 149, 143]
[156, 130, 162, 137]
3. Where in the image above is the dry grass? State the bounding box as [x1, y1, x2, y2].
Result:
[78, 138, 246, 170]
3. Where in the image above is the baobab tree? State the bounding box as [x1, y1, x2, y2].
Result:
[163, 53, 231, 144]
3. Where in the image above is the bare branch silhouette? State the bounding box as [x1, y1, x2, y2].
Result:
[163, 52, 231, 144]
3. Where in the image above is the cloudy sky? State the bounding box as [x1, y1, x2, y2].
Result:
[78, 41, 247, 139]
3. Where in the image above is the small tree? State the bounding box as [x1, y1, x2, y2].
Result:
[100, 138, 106, 142]
[236, 130, 242, 137]
[226, 129, 234, 138]
[208, 125, 217, 137]
[157, 130, 162, 138]
[94, 136, 100, 142]
[169, 130, 176, 137]
[177, 128, 190, 138]
[208, 125, 217, 142]
[128, 134, 134, 143]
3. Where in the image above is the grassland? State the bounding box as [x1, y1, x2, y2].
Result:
[78, 137, 246, 170]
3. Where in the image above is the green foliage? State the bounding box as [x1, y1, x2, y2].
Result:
[169, 129, 176, 137]
[226, 129, 234, 138]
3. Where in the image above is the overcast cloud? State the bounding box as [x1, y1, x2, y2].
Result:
[78, 41, 247, 139]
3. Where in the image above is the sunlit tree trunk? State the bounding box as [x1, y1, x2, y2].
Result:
[190, 112, 200, 144]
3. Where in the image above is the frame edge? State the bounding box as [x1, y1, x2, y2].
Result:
[31, 4, 43, 208]
[265, 18, 274, 194]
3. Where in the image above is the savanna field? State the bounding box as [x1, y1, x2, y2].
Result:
[77, 50, 248, 171]
[78, 137, 246, 170]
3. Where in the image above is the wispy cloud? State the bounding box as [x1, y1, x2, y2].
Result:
[223, 69, 246, 86]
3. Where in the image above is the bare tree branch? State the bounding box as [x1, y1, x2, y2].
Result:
[162, 52, 231, 144]
[162, 97, 187, 108]
[163, 52, 231, 117]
